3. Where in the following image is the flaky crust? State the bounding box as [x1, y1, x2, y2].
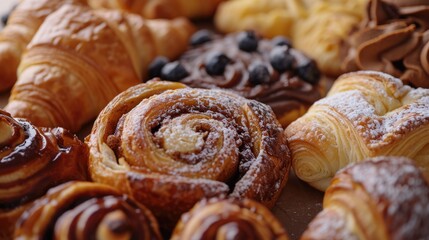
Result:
[285, 71, 429, 191]
[86, 80, 291, 230]
[302, 157, 429, 240]
[4, 4, 194, 132]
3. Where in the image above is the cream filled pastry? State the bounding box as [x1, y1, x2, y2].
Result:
[343, 0, 429, 88]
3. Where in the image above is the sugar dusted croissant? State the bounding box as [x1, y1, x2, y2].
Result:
[285, 71, 429, 191]
[0, 110, 88, 239]
[302, 156, 429, 240]
[15, 181, 162, 240]
[87, 80, 291, 230]
[0, 0, 87, 92]
[171, 197, 289, 240]
[4, 4, 194, 132]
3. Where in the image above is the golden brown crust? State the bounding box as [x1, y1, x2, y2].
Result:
[87, 80, 291, 230]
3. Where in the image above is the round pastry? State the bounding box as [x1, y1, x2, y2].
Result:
[0, 110, 88, 239]
[148, 30, 323, 127]
[86, 80, 291, 230]
[302, 156, 429, 240]
[171, 197, 289, 240]
[14, 181, 162, 240]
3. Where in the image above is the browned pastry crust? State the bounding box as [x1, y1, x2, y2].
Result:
[171, 197, 289, 240]
[302, 156, 429, 240]
[14, 181, 162, 240]
[0, 110, 88, 239]
[86, 80, 291, 231]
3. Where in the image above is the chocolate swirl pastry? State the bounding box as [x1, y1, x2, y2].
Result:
[15, 181, 162, 240]
[87, 81, 291, 230]
[0, 110, 88, 239]
[171, 197, 289, 240]
[302, 157, 429, 240]
[148, 30, 322, 127]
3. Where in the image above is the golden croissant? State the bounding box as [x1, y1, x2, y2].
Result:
[285, 71, 429, 191]
[4, 4, 194, 132]
[302, 156, 429, 240]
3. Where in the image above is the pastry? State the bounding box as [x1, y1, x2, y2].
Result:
[4, 4, 194, 132]
[148, 30, 323, 127]
[88, 0, 224, 19]
[171, 197, 289, 240]
[14, 181, 162, 240]
[86, 80, 291, 230]
[0, 110, 88, 239]
[285, 71, 429, 191]
[0, 0, 87, 92]
[342, 0, 429, 88]
[302, 156, 429, 240]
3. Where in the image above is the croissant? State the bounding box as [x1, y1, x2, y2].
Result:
[302, 156, 429, 240]
[285, 71, 429, 191]
[4, 4, 195, 132]
[88, 0, 224, 19]
[0, 110, 88, 239]
[0, 0, 87, 92]
[171, 197, 289, 240]
[14, 181, 162, 240]
[86, 80, 291, 230]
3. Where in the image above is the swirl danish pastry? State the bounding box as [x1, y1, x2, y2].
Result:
[15, 181, 162, 240]
[285, 71, 429, 191]
[87, 81, 291, 229]
[302, 157, 429, 240]
[171, 197, 289, 240]
[0, 110, 88, 239]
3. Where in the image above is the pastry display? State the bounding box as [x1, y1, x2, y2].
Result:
[0, 0, 87, 92]
[171, 197, 289, 240]
[15, 181, 162, 240]
[302, 156, 429, 240]
[285, 71, 429, 191]
[88, 0, 224, 19]
[148, 30, 323, 127]
[342, 0, 429, 88]
[4, 4, 194, 132]
[86, 80, 291, 229]
[0, 110, 88, 239]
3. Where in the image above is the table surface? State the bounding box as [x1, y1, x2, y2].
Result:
[0, 1, 324, 239]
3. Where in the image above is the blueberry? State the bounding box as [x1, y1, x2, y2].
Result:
[205, 53, 230, 75]
[161, 61, 189, 81]
[248, 63, 270, 85]
[271, 36, 292, 47]
[190, 29, 213, 46]
[237, 31, 259, 52]
[147, 56, 169, 79]
[269, 46, 294, 73]
[296, 60, 320, 84]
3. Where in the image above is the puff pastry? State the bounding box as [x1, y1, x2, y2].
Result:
[14, 181, 162, 240]
[285, 71, 429, 191]
[4, 4, 194, 132]
[0, 0, 87, 92]
[0, 110, 88, 239]
[171, 197, 289, 240]
[86, 80, 291, 230]
[302, 156, 429, 240]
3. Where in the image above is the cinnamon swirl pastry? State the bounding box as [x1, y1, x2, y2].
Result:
[171, 197, 289, 240]
[15, 181, 162, 240]
[87, 81, 291, 229]
[0, 110, 88, 239]
[302, 157, 429, 240]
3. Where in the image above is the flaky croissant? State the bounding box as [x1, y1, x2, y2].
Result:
[14, 181, 162, 240]
[285, 71, 429, 191]
[0, 110, 88, 239]
[0, 0, 87, 92]
[86, 80, 291, 230]
[4, 4, 194, 132]
[302, 156, 429, 240]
